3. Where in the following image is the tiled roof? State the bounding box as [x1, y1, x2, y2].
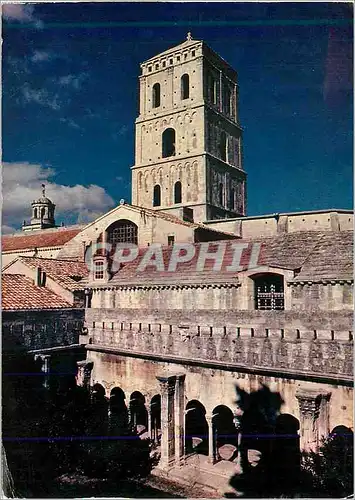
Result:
[127, 204, 236, 237]
[2, 274, 72, 310]
[291, 232, 353, 282]
[2, 228, 82, 252]
[101, 230, 353, 286]
[18, 256, 89, 291]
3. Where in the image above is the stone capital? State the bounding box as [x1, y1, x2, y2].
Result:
[296, 388, 329, 419]
[157, 374, 177, 395]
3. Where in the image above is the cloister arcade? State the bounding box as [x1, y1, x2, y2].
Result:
[84, 379, 304, 473]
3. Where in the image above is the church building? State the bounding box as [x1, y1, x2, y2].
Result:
[2, 34, 353, 494]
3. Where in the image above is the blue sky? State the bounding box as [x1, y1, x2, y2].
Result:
[2, 2, 353, 232]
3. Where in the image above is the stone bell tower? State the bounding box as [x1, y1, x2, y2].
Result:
[22, 184, 57, 232]
[131, 33, 246, 223]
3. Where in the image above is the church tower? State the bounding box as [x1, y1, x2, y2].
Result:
[131, 33, 246, 223]
[22, 184, 56, 232]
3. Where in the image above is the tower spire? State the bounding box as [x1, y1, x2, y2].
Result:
[42, 183, 46, 197]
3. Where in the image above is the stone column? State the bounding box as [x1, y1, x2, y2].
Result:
[35, 354, 51, 389]
[296, 389, 322, 452]
[174, 374, 186, 466]
[76, 361, 93, 389]
[41, 355, 51, 389]
[157, 374, 176, 468]
[206, 413, 216, 465]
[145, 403, 152, 439]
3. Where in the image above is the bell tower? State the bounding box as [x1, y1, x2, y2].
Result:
[22, 184, 57, 232]
[131, 33, 246, 223]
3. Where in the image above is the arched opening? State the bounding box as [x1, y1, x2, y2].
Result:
[41, 207, 46, 219]
[185, 400, 208, 455]
[219, 183, 224, 206]
[174, 181, 182, 204]
[162, 128, 176, 158]
[153, 184, 161, 207]
[229, 188, 235, 210]
[213, 405, 237, 461]
[109, 386, 128, 431]
[272, 414, 301, 492]
[152, 83, 160, 108]
[253, 273, 284, 310]
[107, 220, 138, 245]
[130, 391, 148, 435]
[151, 394, 161, 444]
[89, 383, 109, 436]
[33, 208, 38, 218]
[219, 132, 227, 161]
[181, 74, 189, 99]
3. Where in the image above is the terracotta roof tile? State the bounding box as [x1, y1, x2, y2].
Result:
[2, 274, 72, 310]
[18, 256, 89, 291]
[2, 228, 81, 252]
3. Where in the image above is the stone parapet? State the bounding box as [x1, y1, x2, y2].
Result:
[85, 308, 353, 382]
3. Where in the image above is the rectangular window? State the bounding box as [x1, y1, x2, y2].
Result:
[192, 50, 195, 57]
[148, 66, 152, 72]
[162, 60, 166, 67]
[177, 55, 180, 62]
[169, 58, 173, 65]
[168, 235, 175, 246]
[94, 261, 104, 279]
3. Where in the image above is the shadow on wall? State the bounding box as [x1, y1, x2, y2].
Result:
[225, 384, 353, 498]
[226, 383, 301, 498]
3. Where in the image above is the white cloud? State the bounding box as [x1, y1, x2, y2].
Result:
[31, 50, 52, 63]
[2, 4, 42, 27]
[60, 117, 82, 130]
[21, 85, 61, 111]
[57, 73, 88, 90]
[2, 162, 115, 231]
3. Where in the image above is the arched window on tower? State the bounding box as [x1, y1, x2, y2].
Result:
[33, 208, 38, 218]
[219, 183, 224, 206]
[174, 181, 182, 204]
[181, 74, 189, 99]
[41, 207, 46, 219]
[162, 128, 176, 158]
[219, 132, 227, 162]
[153, 184, 161, 207]
[229, 188, 235, 210]
[107, 220, 138, 245]
[152, 83, 161, 108]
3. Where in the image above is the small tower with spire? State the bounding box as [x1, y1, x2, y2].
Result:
[22, 184, 57, 232]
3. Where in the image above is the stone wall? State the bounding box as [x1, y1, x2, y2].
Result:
[2, 309, 84, 351]
[90, 277, 353, 312]
[84, 308, 353, 382]
[204, 211, 354, 237]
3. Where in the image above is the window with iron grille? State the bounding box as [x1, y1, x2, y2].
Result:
[254, 274, 284, 310]
[94, 261, 104, 280]
[107, 220, 138, 245]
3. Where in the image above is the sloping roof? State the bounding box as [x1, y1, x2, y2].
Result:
[291, 232, 353, 282]
[127, 204, 236, 237]
[142, 37, 202, 63]
[2, 228, 82, 252]
[17, 256, 89, 291]
[100, 230, 353, 286]
[2, 274, 72, 310]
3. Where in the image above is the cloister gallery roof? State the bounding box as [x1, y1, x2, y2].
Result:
[2, 274, 72, 310]
[104, 230, 353, 286]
